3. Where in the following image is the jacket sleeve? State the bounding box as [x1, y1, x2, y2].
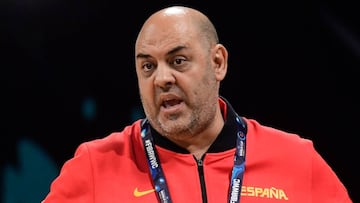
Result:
[41, 142, 94, 203]
[311, 145, 353, 203]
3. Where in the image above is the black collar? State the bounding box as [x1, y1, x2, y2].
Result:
[151, 96, 242, 153]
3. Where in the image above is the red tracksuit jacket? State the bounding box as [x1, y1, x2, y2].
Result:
[42, 98, 352, 203]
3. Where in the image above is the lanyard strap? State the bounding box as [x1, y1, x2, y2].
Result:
[141, 119, 172, 203]
[141, 115, 247, 203]
[228, 116, 247, 203]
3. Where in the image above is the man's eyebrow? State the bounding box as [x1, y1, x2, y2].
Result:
[166, 45, 187, 56]
[136, 53, 151, 59]
[136, 45, 187, 59]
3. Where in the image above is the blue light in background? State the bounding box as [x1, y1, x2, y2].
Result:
[130, 106, 144, 122]
[2, 138, 58, 203]
[81, 96, 96, 121]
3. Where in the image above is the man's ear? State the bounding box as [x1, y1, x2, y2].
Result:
[213, 44, 228, 81]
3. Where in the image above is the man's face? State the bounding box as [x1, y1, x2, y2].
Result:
[134, 15, 220, 139]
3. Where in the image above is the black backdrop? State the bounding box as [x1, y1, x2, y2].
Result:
[2, 1, 359, 202]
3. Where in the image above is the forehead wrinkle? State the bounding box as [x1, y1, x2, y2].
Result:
[167, 45, 188, 56]
[136, 44, 189, 62]
[137, 26, 192, 56]
[142, 25, 190, 44]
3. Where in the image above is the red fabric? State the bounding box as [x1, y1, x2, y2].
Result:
[42, 116, 352, 203]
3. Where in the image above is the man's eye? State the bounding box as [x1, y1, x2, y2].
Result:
[172, 58, 185, 65]
[142, 63, 154, 72]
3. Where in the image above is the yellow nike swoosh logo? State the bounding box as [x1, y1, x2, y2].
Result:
[133, 187, 155, 197]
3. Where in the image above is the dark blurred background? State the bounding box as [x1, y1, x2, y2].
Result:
[1, 1, 359, 202]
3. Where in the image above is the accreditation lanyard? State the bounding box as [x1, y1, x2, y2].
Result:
[140, 115, 247, 203]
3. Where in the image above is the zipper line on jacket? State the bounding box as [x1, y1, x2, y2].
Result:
[140, 114, 247, 203]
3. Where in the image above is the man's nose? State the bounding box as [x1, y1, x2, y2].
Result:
[154, 63, 176, 89]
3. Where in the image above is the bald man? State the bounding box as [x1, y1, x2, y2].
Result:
[42, 6, 352, 203]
